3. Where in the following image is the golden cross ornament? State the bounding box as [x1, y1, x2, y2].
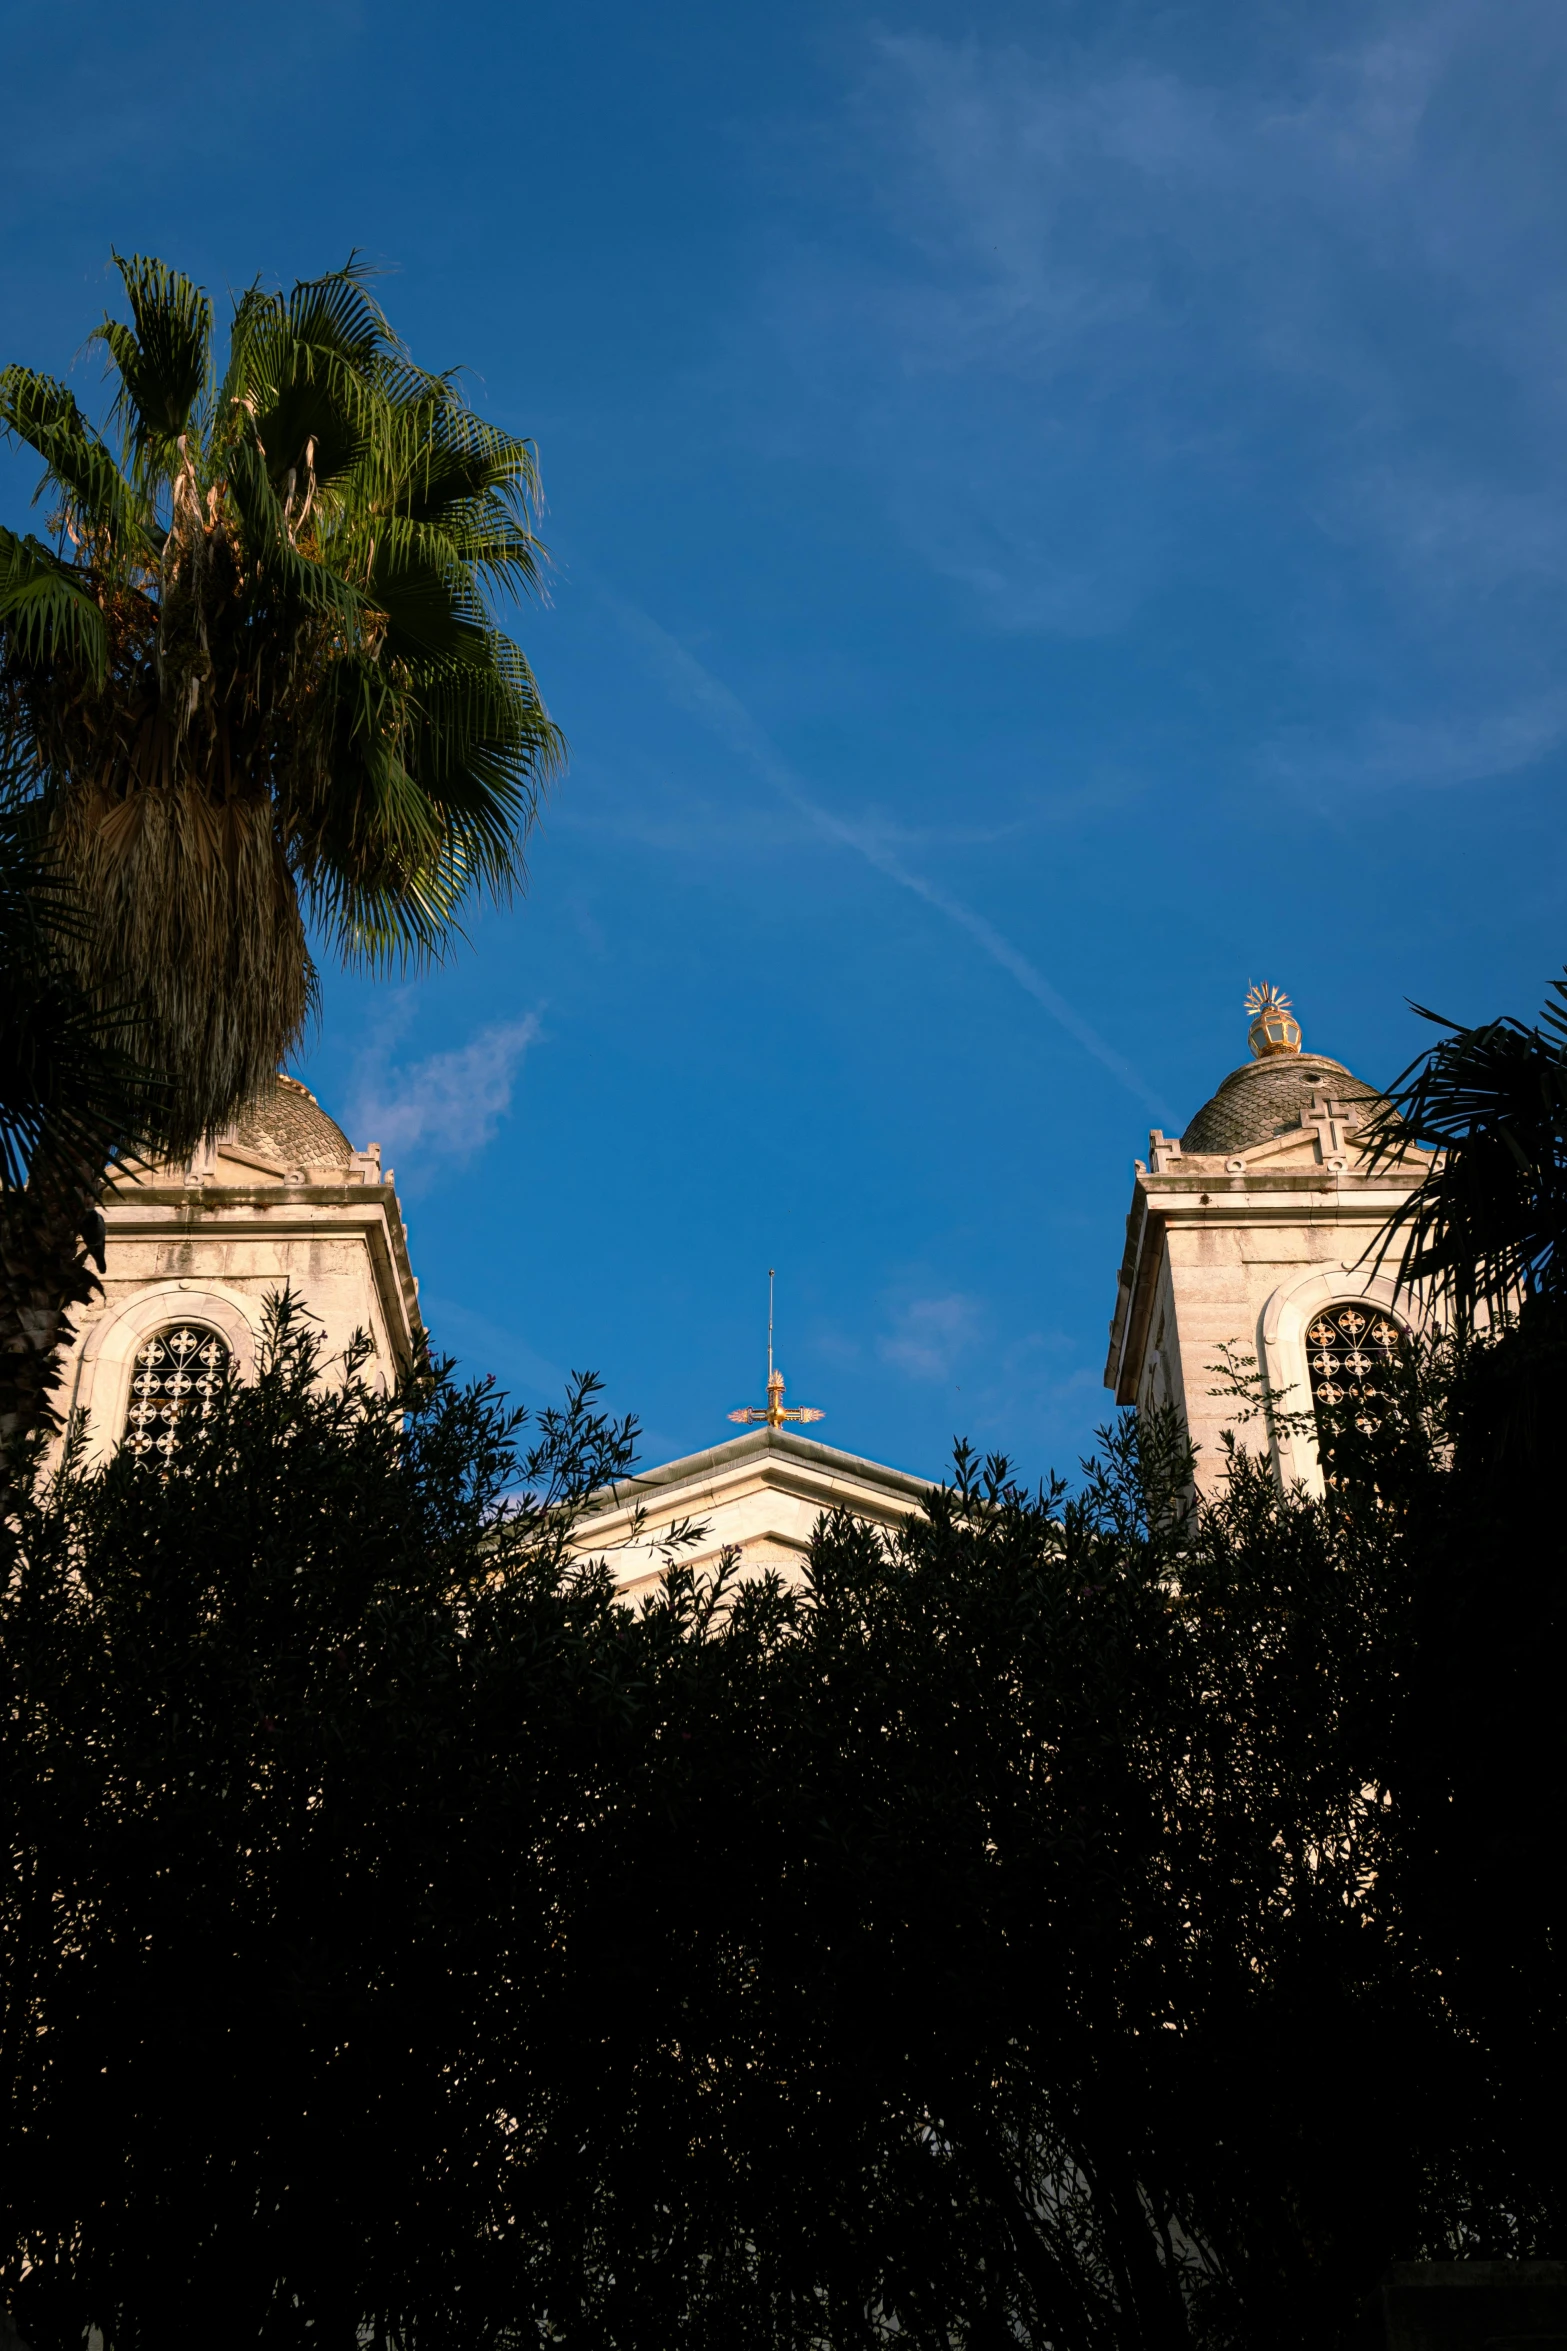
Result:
[727, 1270, 825, 1430]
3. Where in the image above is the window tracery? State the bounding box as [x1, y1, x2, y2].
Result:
[1305, 1301, 1407, 1441]
[124, 1324, 231, 1459]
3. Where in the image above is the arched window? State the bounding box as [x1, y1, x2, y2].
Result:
[125, 1324, 231, 1459]
[1305, 1302, 1407, 1442]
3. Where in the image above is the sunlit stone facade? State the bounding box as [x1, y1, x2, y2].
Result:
[55, 987, 1435, 1558]
[569, 1425, 931, 1604]
[1104, 994, 1433, 1493]
[52, 1074, 422, 1469]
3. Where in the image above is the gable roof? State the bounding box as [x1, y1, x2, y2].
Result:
[571, 1425, 932, 1601]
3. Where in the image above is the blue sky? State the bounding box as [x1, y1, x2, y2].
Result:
[4, 0, 1566, 1479]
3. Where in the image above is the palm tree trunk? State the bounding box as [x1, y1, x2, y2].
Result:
[0, 1130, 109, 1485]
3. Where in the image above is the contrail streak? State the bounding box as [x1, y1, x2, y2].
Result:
[603, 590, 1172, 1122]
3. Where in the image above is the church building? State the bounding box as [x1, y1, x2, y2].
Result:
[53, 986, 1431, 1582]
[1103, 983, 1432, 1495]
[56, 1076, 420, 1468]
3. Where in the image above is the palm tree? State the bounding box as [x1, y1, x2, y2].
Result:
[0, 788, 168, 1468]
[1364, 974, 1567, 1328]
[0, 254, 562, 1445]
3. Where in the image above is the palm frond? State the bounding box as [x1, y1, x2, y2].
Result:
[214, 281, 285, 426]
[258, 364, 369, 495]
[229, 323, 380, 495]
[373, 360, 465, 413]
[1362, 982, 1567, 1324]
[286, 256, 400, 369]
[292, 711, 464, 967]
[0, 803, 167, 1187]
[282, 641, 549, 967]
[220, 265, 401, 497]
[224, 439, 372, 629]
[0, 526, 109, 682]
[362, 400, 549, 597]
[0, 949, 159, 1190]
[406, 637, 562, 801]
[4, 252, 566, 1147]
[90, 253, 212, 484]
[0, 369, 148, 558]
[363, 520, 493, 665]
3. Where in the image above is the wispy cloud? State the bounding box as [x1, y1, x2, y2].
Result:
[419, 1291, 568, 1404]
[750, 4, 1567, 789]
[603, 588, 1172, 1118]
[1266, 688, 1567, 797]
[350, 1011, 540, 1178]
[879, 1293, 985, 1382]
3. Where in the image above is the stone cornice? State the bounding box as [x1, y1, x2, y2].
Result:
[103, 1178, 424, 1372]
[579, 1425, 931, 1552]
[1136, 1174, 1418, 1219]
[1105, 1156, 1424, 1404]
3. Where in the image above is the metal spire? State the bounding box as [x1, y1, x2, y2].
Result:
[727, 1268, 825, 1430]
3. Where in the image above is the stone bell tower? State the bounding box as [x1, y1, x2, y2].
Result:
[52, 1072, 422, 1468]
[1103, 986, 1433, 1492]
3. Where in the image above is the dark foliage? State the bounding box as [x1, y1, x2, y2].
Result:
[4, 1302, 646, 2346]
[0, 797, 155, 1196]
[1358, 974, 1567, 2172]
[4, 1280, 1561, 2349]
[0, 785, 168, 1461]
[1365, 972, 1567, 1327]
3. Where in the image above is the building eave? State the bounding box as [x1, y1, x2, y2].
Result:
[576, 1424, 932, 1552]
[1104, 1161, 1426, 1405]
[103, 1179, 424, 1373]
[1104, 1182, 1155, 1403]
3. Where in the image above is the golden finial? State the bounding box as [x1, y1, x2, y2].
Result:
[1245, 981, 1302, 1059]
[727, 1269, 825, 1431]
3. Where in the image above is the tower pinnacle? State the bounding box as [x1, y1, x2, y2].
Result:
[726, 1270, 825, 1431]
[1245, 981, 1303, 1059]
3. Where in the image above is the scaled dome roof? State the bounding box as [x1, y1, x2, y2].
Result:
[230, 1074, 354, 1170]
[1179, 1053, 1383, 1157]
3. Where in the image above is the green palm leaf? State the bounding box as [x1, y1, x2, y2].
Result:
[0, 792, 165, 1191]
[2, 252, 565, 1139]
[0, 527, 109, 682]
[0, 369, 150, 559]
[90, 252, 213, 484]
[1364, 979, 1567, 1324]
